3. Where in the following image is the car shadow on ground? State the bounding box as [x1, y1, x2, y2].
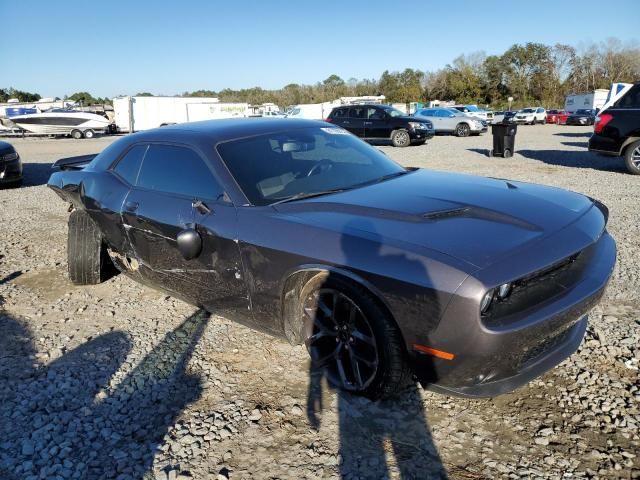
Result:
[0, 308, 208, 478]
[553, 132, 592, 138]
[517, 149, 626, 172]
[561, 141, 589, 148]
[305, 219, 448, 479]
[21, 162, 53, 187]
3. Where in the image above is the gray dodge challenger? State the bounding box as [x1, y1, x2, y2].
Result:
[47, 119, 616, 399]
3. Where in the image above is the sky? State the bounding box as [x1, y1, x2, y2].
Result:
[1, 0, 637, 98]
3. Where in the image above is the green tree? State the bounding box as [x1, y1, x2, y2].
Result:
[67, 91, 98, 106]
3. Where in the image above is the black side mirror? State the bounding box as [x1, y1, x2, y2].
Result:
[177, 228, 202, 260]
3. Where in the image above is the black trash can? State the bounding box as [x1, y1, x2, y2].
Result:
[491, 122, 517, 158]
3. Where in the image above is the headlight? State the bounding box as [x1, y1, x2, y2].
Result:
[480, 289, 495, 314]
[1, 152, 18, 162]
[408, 122, 428, 130]
[498, 283, 512, 299]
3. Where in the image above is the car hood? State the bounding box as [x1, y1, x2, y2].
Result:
[0, 141, 15, 156]
[273, 169, 596, 270]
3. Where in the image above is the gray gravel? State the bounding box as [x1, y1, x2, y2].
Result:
[0, 126, 638, 479]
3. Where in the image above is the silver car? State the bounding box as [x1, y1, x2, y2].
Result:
[414, 107, 487, 137]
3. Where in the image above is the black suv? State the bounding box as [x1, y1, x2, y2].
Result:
[589, 82, 640, 174]
[326, 104, 434, 147]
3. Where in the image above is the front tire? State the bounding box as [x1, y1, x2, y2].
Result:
[301, 274, 412, 400]
[624, 140, 640, 175]
[391, 129, 411, 147]
[455, 123, 470, 137]
[67, 210, 111, 285]
[84, 129, 95, 139]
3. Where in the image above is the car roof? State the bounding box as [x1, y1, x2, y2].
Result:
[130, 118, 330, 144]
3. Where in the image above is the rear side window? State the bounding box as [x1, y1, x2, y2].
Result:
[616, 86, 640, 108]
[137, 144, 222, 200]
[331, 108, 348, 119]
[113, 144, 147, 185]
[349, 107, 367, 119]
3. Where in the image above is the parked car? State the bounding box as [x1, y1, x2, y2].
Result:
[589, 82, 640, 175]
[514, 107, 547, 125]
[47, 118, 616, 399]
[546, 110, 570, 125]
[566, 109, 596, 126]
[413, 107, 487, 137]
[326, 104, 434, 147]
[492, 111, 516, 124]
[449, 105, 494, 123]
[0, 140, 23, 187]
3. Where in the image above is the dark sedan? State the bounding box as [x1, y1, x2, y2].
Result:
[0, 140, 23, 187]
[566, 109, 596, 126]
[47, 119, 616, 399]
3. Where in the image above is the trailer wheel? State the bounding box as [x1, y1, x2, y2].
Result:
[84, 129, 95, 139]
[71, 129, 84, 140]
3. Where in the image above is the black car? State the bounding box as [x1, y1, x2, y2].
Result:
[566, 109, 596, 126]
[48, 118, 615, 399]
[589, 82, 640, 174]
[326, 104, 434, 147]
[0, 140, 23, 187]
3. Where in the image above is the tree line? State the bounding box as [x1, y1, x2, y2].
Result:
[3, 38, 638, 110]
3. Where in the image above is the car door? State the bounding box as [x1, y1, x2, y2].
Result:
[329, 107, 350, 130]
[344, 106, 366, 138]
[439, 109, 457, 132]
[364, 106, 391, 139]
[120, 142, 249, 313]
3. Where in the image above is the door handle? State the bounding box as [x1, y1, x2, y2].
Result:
[124, 201, 139, 212]
[342, 121, 350, 124]
[192, 199, 212, 215]
[364, 121, 372, 125]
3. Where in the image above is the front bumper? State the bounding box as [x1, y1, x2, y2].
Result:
[0, 156, 23, 184]
[410, 128, 435, 142]
[566, 118, 591, 125]
[409, 227, 616, 398]
[514, 117, 534, 124]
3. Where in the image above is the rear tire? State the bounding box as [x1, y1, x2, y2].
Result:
[624, 140, 640, 175]
[71, 129, 84, 140]
[67, 210, 111, 285]
[391, 129, 411, 147]
[301, 273, 412, 400]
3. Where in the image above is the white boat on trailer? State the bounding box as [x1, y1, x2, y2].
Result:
[9, 108, 112, 139]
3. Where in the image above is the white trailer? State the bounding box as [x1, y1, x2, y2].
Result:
[564, 89, 609, 113]
[286, 103, 336, 120]
[113, 96, 234, 132]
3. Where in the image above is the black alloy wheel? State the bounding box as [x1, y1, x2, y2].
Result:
[304, 288, 379, 392]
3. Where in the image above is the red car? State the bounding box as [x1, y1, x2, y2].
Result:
[546, 110, 570, 124]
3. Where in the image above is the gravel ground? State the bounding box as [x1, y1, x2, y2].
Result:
[0, 125, 638, 480]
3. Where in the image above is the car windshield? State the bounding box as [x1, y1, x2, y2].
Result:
[548, 110, 558, 114]
[217, 126, 407, 206]
[382, 107, 406, 117]
[464, 105, 480, 112]
[520, 108, 535, 113]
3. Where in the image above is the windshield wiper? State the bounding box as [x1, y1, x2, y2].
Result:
[270, 188, 348, 205]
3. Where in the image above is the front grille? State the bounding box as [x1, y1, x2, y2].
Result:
[482, 249, 589, 328]
[518, 326, 574, 367]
